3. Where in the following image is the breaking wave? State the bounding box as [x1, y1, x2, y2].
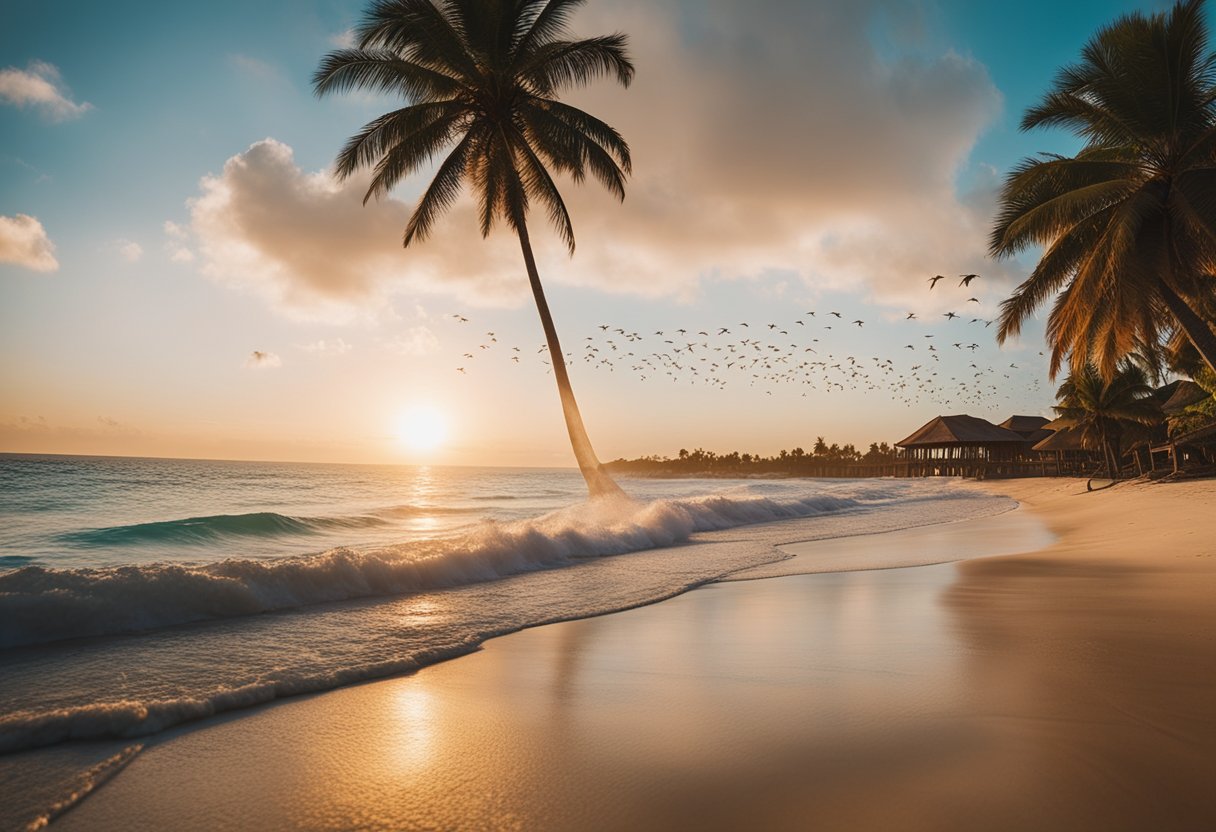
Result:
[1, 492, 859, 650]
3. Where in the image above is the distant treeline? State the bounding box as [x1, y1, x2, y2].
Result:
[606, 438, 899, 478]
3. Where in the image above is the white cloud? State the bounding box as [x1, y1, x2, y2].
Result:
[329, 29, 356, 49]
[113, 239, 144, 262]
[244, 350, 282, 369]
[188, 138, 525, 323]
[189, 1, 1015, 319]
[0, 214, 58, 272]
[162, 220, 195, 263]
[0, 60, 92, 121]
[298, 338, 353, 355]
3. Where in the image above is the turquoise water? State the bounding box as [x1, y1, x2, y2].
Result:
[0, 453, 1017, 829]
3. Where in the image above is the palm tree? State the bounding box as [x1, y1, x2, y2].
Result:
[990, 0, 1216, 380]
[314, 0, 632, 498]
[1052, 362, 1162, 476]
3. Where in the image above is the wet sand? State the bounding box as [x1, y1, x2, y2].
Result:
[54, 478, 1216, 831]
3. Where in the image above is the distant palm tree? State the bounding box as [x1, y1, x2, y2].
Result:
[314, 0, 632, 498]
[990, 0, 1216, 379]
[1053, 362, 1161, 476]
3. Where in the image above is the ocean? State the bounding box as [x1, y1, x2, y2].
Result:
[0, 453, 1016, 828]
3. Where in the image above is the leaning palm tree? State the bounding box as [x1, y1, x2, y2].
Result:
[314, 0, 631, 498]
[1053, 361, 1162, 476]
[990, 0, 1216, 380]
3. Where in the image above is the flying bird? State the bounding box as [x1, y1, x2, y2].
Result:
[928, 275, 946, 289]
[959, 274, 980, 287]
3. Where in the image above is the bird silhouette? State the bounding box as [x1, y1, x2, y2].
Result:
[959, 274, 980, 287]
[928, 275, 946, 289]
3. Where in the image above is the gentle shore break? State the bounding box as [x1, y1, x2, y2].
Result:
[42, 476, 1216, 831]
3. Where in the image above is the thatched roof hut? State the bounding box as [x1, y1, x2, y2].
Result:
[1160, 380, 1211, 415]
[1032, 426, 1087, 452]
[897, 414, 1025, 448]
[998, 415, 1050, 436]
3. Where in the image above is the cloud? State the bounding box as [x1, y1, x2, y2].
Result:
[162, 220, 196, 263]
[329, 29, 356, 49]
[538, 0, 1012, 308]
[191, 1, 1013, 318]
[244, 350, 282, 369]
[112, 239, 143, 262]
[0, 214, 58, 272]
[188, 138, 526, 323]
[298, 338, 353, 355]
[0, 60, 92, 121]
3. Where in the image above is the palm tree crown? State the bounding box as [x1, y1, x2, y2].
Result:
[990, 0, 1216, 379]
[313, 0, 633, 251]
[314, 0, 634, 498]
[1053, 361, 1162, 475]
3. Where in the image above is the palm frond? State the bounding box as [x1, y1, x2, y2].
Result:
[518, 36, 634, 93]
[403, 125, 481, 245]
[357, 0, 480, 82]
[513, 0, 587, 58]
[362, 110, 465, 203]
[334, 100, 469, 181]
[313, 48, 467, 100]
[524, 97, 632, 171]
[510, 128, 576, 251]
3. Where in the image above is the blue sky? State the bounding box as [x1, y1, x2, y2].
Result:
[0, 0, 1195, 465]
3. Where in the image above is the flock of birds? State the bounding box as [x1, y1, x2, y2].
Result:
[443, 274, 1045, 410]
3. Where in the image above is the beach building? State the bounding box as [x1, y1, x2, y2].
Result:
[1148, 380, 1216, 474]
[895, 414, 1051, 478]
[1031, 424, 1100, 475]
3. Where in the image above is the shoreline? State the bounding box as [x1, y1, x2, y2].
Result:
[33, 477, 1216, 830]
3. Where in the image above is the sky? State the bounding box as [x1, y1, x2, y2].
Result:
[0, 0, 1186, 467]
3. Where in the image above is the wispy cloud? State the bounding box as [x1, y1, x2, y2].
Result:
[244, 350, 282, 369]
[0, 214, 58, 272]
[162, 220, 195, 263]
[329, 29, 356, 49]
[0, 60, 92, 121]
[111, 238, 144, 263]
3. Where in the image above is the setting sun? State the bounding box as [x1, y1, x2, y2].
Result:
[394, 405, 449, 452]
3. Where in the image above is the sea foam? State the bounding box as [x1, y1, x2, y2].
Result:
[0, 491, 860, 649]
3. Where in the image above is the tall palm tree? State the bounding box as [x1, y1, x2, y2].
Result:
[990, 0, 1216, 380]
[314, 0, 632, 498]
[1053, 362, 1161, 476]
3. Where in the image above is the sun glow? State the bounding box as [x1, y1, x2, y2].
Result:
[394, 405, 449, 453]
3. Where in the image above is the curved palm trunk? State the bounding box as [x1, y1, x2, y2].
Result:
[516, 220, 625, 499]
[1158, 279, 1216, 374]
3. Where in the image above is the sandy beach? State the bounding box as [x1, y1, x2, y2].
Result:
[40, 476, 1213, 831]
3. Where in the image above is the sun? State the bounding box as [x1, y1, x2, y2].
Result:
[394, 404, 449, 453]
